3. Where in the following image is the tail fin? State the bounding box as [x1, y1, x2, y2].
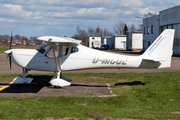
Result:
[141, 29, 175, 68]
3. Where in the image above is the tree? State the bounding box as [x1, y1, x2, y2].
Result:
[103, 28, 113, 36]
[137, 24, 143, 31]
[131, 24, 135, 32]
[72, 26, 87, 45]
[88, 27, 95, 37]
[95, 27, 101, 37]
[123, 24, 128, 35]
[14, 35, 21, 40]
[3, 35, 10, 42]
[113, 21, 125, 35]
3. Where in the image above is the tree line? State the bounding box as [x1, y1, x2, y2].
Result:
[0, 34, 38, 43]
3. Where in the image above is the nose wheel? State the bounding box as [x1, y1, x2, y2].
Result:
[13, 69, 33, 84]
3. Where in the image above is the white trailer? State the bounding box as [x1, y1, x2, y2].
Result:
[112, 35, 126, 50]
[87, 37, 101, 48]
[127, 32, 143, 51]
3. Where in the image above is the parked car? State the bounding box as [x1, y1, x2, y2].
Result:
[101, 44, 109, 50]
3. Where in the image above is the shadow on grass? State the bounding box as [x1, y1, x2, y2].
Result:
[114, 81, 145, 86]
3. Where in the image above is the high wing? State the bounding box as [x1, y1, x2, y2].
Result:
[37, 36, 81, 45]
[37, 36, 81, 87]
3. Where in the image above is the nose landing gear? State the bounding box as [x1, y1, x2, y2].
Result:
[13, 69, 33, 84]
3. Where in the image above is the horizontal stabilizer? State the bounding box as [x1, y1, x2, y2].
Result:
[142, 58, 166, 62]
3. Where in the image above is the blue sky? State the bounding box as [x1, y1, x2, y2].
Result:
[0, 0, 179, 38]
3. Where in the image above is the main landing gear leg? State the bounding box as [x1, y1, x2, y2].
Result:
[13, 69, 33, 84]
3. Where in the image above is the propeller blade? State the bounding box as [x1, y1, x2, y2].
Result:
[9, 30, 13, 70]
[9, 55, 12, 70]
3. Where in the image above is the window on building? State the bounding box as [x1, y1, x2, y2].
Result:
[151, 25, 153, 34]
[147, 26, 150, 34]
[148, 41, 150, 46]
[144, 27, 145, 35]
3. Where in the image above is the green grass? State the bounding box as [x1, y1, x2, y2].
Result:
[0, 48, 9, 53]
[0, 72, 180, 119]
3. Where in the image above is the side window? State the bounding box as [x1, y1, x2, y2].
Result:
[46, 48, 54, 58]
[63, 46, 69, 56]
[46, 46, 70, 58]
[71, 47, 79, 53]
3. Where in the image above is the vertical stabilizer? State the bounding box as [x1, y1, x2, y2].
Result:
[141, 29, 175, 68]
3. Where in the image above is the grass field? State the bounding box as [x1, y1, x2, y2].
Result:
[0, 72, 180, 119]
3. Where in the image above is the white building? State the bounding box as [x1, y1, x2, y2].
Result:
[112, 35, 126, 50]
[87, 36, 113, 49]
[87, 36, 124, 50]
[126, 31, 143, 51]
[143, 5, 180, 55]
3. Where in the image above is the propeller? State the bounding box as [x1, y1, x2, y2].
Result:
[9, 31, 13, 70]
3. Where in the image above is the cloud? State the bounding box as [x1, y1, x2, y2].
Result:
[177, 1, 180, 5]
[76, 7, 115, 18]
[153, 0, 168, 6]
[0, 18, 16, 22]
[1, 4, 32, 17]
[116, 0, 146, 8]
[137, 7, 159, 15]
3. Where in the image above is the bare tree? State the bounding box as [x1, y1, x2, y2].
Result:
[131, 24, 135, 32]
[88, 27, 95, 37]
[88, 27, 113, 36]
[103, 28, 113, 36]
[72, 26, 87, 45]
[3, 35, 10, 42]
[14, 35, 21, 40]
[113, 21, 125, 35]
[137, 24, 143, 31]
[95, 27, 101, 37]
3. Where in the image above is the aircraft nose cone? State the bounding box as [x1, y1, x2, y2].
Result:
[4, 49, 12, 55]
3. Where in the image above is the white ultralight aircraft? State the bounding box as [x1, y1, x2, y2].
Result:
[4, 29, 175, 87]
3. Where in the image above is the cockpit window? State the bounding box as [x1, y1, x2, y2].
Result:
[35, 42, 49, 54]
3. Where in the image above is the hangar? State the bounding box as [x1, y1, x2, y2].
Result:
[143, 5, 180, 55]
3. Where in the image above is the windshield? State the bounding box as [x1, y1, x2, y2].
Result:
[35, 42, 50, 54]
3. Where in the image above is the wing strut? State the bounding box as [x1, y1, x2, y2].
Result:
[50, 43, 71, 87]
[52, 43, 61, 77]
